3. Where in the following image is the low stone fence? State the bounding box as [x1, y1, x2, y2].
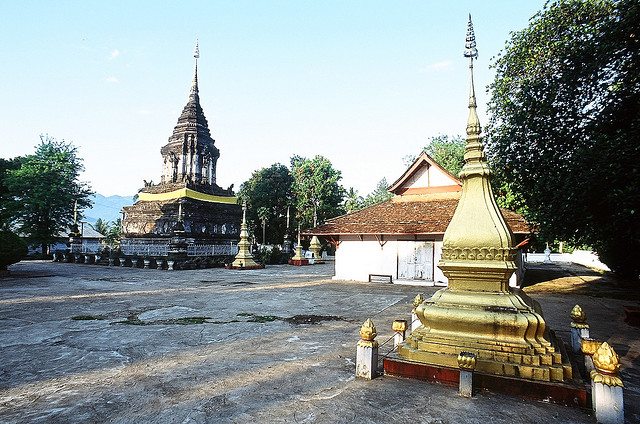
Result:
[526, 249, 611, 271]
[187, 243, 238, 257]
[52, 243, 239, 270]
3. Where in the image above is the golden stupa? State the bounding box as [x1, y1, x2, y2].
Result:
[397, 16, 571, 382]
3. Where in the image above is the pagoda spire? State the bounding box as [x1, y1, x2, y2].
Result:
[190, 39, 200, 100]
[464, 15, 480, 136]
[396, 15, 571, 385]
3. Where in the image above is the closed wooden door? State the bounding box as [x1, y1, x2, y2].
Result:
[397, 241, 434, 281]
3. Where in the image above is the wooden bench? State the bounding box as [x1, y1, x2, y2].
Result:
[369, 274, 393, 283]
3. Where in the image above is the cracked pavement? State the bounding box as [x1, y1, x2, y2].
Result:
[1, 261, 638, 423]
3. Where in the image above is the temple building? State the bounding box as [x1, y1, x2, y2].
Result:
[120, 43, 241, 263]
[306, 152, 530, 286]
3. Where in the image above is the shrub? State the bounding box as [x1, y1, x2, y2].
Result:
[257, 245, 288, 265]
[0, 231, 27, 270]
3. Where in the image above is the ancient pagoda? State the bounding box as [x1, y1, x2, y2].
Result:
[120, 42, 241, 263]
[393, 17, 573, 384]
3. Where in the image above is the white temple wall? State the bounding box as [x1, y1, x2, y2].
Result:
[333, 235, 520, 287]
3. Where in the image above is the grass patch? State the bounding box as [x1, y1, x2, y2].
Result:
[113, 314, 213, 325]
[237, 312, 281, 323]
[171, 316, 210, 325]
[116, 313, 146, 325]
[71, 315, 105, 321]
[284, 315, 345, 325]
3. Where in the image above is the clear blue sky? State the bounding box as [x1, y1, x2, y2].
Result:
[0, 1, 544, 196]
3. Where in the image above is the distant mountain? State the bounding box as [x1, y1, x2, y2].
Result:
[83, 193, 135, 224]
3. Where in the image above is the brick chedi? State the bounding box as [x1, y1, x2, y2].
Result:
[121, 42, 241, 250]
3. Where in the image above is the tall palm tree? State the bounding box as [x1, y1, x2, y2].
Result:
[257, 207, 270, 245]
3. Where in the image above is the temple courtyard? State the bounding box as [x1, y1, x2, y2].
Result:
[0, 261, 638, 423]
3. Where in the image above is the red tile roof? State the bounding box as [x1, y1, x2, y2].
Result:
[306, 195, 530, 236]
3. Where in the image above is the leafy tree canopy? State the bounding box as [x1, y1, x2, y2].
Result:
[91, 218, 121, 248]
[486, 0, 640, 278]
[4, 136, 93, 254]
[403, 135, 466, 177]
[238, 163, 294, 244]
[424, 135, 466, 177]
[0, 230, 27, 270]
[0, 157, 24, 229]
[343, 187, 364, 213]
[361, 178, 393, 209]
[291, 155, 345, 228]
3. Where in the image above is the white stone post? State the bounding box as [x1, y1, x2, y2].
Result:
[411, 294, 424, 332]
[570, 305, 590, 353]
[143, 259, 151, 269]
[543, 246, 552, 263]
[457, 352, 476, 398]
[356, 318, 378, 380]
[119, 258, 127, 267]
[591, 342, 624, 424]
[167, 260, 175, 271]
[392, 320, 407, 348]
[156, 259, 163, 270]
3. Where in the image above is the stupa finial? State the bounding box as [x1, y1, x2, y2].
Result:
[464, 15, 480, 136]
[242, 199, 247, 223]
[464, 14, 478, 60]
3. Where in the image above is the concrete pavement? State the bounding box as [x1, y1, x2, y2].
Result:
[1, 261, 638, 423]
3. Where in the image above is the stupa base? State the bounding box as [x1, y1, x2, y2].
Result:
[289, 258, 309, 266]
[383, 353, 589, 408]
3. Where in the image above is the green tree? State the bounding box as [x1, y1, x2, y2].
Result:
[5, 136, 93, 255]
[257, 206, 270, 244]
[486, 0, 640, 278]
[91, 218, 121, 248]
[92, 218, 110, 236]
[291, 155, 345, 228]
[0, 230, 27, 270]
[344, 187, 364, 213]
[238, 163, 294, 244]
[424, 135, 466, 176]
[107, 218, 122, 248]
[362, 178, 393, 208]
[0, 157, 24, 229]
[404, 135, 466, 176]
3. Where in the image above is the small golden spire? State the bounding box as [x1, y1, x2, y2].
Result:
[457, 351, 477, 371]
[392, 320, 407, 333]
[591, 342, 624, 387]
[570, 304, 589, 329]
[581, 338, 602, 356]
[359, 318, 377, 342]
[412, 293, 424, 308]
[464, 14, 481, 137]
[242, 199, 247, 223]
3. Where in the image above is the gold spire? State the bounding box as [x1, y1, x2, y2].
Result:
[396, 16, 571, 384]
[231, 199, 261, 269]
[465, 15, 481, 137]
[440, 13, 512, 271]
